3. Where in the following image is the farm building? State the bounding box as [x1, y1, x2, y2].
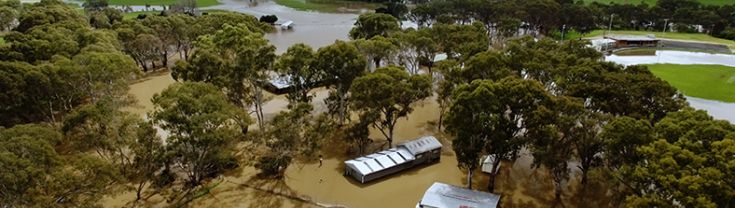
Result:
[344, 136, 442, 183]
[417, 182, 501, 208]
[608, 35, 660, 48]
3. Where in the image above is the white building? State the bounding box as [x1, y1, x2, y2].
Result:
[417, 182, 501, 208]
[344, 136, 442, 183]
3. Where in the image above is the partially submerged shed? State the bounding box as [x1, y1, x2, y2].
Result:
[344, 136, 442, 183]
[417, 182, 501, 208]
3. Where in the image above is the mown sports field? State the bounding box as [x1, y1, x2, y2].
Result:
[583, 0, 732, 6]
[645, 64, 735, 102]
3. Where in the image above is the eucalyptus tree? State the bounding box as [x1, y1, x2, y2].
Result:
[349, 13, 400, 40]
[444, 77, 553, 191]
[275, 43, 322, 105]
[172, 24, 276, 129]
[350, 66, 431, 148]
[313, 40, 366, 125]
[150, 82, 251, 186]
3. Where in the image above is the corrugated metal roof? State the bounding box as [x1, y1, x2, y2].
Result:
[344, 148, 415, 176]
[399, 136, 442, 155]
[419, 182, 501, 208]
[608, 35, 658, 41]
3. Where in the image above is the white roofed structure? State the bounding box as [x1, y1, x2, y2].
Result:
[344, 136, 442, 183]
[417, 182, 501, 208]
[399, 136, 443, 155]
[344, 148, 415, 177]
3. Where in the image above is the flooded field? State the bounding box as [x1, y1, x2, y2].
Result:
[114, 70, 610, 207]
[110, 1, 622, 206]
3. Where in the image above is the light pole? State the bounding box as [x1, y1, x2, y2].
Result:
[607, 14, 615, 38]
[662, 18, 669, 34]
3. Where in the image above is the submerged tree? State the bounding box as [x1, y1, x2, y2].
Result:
[314, 40, 366, 125]
[255, 103, 334, 177]
[172, 24, 276, 129]
[350, 66, 431, 148]
[150, 82, 251, 187]
[275, 43, 322, 105]
[444, 77, 552, 191]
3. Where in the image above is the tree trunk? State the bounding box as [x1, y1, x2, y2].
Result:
[437, 105, 445, 131]
[467, 169, 473, 189]
[161, 50, 169, 68]
[487, 157, 501, 192]
[136, 181, 146, 201]
[254, 87, 265, 129]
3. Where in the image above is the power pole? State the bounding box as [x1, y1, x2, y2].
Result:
[607, 14, 615, 38]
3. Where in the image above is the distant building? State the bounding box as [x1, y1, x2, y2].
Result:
[607, 35, 660, 48]
[344, 136, 442, 183]
[417, 182, 501, 208]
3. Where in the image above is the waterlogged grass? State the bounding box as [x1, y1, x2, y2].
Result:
[583, 0, 733, 6]
[108, 0, 220, 7]
[585, 30, 735, 50]
[273, 0, 378, 13]
[645, 64, 735, 102]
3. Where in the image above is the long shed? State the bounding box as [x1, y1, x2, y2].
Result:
[344, 136, 442, 183]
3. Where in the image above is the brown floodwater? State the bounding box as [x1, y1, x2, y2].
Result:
[115, 71, 613, 207]
[110, 0, 617, 205]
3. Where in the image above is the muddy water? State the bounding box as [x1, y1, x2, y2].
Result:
[111, 1, 588, 206]
[116, 74, 578, 207]
[202, 0, 358, 53]
[123, 73, 177, 117]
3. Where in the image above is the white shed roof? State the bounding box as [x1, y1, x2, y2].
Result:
[345, 148, 415, 176]
[399, 136, 442, 155]
[418, 182, 501, 208]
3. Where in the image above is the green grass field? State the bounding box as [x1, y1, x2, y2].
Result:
[645, 64, 735, 102]
[122, 9, 229, 19]
[273, 0, 378, 13]
[0, 37, 5, 45]
[583, 0, 732, 6]
[108, 0, 220, 7]
[585, 30, 735, 50]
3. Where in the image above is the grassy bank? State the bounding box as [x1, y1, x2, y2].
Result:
[122, 9, 230, 19]
[108, 0, 220, 7]
[273, 0, 378, 13]
[585, 30, 735, 50]
[645, 64, 735, 102]
[582, 0, 732, 6]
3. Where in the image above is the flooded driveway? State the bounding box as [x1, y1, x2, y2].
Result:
[202, 0, 359, 53]
[605, 50, 735, 123]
